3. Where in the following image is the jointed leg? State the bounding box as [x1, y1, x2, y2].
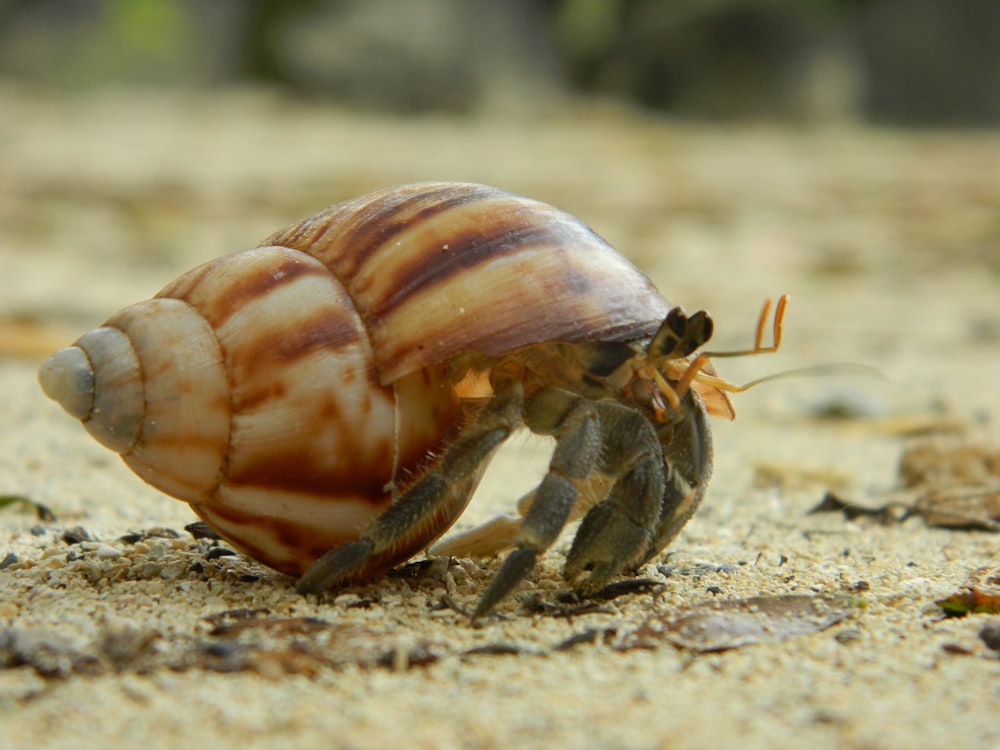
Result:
[564, 401, 666, 590]
[639, 389, 714, 566]
[472, 386, 603, 617]
[296, 379, 524, 595]
[298, 376, 709, 616]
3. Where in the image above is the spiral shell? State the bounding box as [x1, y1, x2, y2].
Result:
[39, 182, 675, 579]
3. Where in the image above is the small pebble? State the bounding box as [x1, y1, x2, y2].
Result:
[141, 562, 163, 578]
[96, 545, 121, 559]
[979, 623, 1000, 652]
[61, 526, 93, 545]
[160, 566, 185, 580]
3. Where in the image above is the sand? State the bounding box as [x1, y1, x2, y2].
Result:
[1, 87, 999, 750]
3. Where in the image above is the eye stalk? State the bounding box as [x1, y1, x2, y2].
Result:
[647, 307, 715, 360]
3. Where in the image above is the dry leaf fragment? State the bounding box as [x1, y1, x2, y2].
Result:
[617, 594, 858, 653]
[937, 565, 1000, 617]
[898, 438, 1000, 490]
[810, 488, 1000, 532]
[913, 488, 1000, 531]
[808, 492, 909, 525]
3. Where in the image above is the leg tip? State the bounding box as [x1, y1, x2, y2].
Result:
[471, 547, 537, 619]
[295, 539, 374, 595]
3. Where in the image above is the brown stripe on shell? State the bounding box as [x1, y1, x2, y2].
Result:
[173, 247, 366, 405]
[194, 366, 478, 578]
[159, 247, 334, 331]
[223, 306, 363, 406]
[194, 493, 385, 576]
[341, 185, 494, 278]
[196, 459, 487, 577]
[258, 183, 672, 384]
[215, 318, 368, 420]
[223, 308, 363, 402]
[219, 357, 465, 510]
[222, 423, 394, 500]
[222, 344, 396, 486]
[372, 211, 559, 316]
[358, 202, 670, 383]
[267, 182, 491, 282]
[106, 298, 231, 504]
[156, 244, 416, 516]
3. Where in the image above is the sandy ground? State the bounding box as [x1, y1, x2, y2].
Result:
[1, 87, 999, 750]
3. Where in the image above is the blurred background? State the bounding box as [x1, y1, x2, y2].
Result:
[1, 0, 999, 125]
[0, 0, 997, 427]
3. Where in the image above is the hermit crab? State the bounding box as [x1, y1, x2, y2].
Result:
[37, 182, 783, 616]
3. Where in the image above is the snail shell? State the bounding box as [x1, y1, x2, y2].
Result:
[39, 182, 674, 579]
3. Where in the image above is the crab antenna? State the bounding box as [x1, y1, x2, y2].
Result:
[754, 297, 773, 350]
[695, 362, 887, 395]
[668, 295, 882, 397]
[702, 294, 787, 359]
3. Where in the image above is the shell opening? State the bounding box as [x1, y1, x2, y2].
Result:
[38, 346, 95, 421]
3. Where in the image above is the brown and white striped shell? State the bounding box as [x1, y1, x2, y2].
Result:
[38, 182, 699, 580]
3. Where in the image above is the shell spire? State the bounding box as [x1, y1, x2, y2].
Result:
[38, 346, 95, 421]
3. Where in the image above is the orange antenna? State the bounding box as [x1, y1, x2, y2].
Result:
[702, 294, 787, 359]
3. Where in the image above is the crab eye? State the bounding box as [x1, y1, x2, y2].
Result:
[684, 310, 714, 353]
[650, 306, 712, 359]
[667, 307, 688, 337]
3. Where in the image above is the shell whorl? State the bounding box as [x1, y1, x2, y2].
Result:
[39, 301, 228, 498]
[40, 246, 464, 575]
[264, 182, 672, 383]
